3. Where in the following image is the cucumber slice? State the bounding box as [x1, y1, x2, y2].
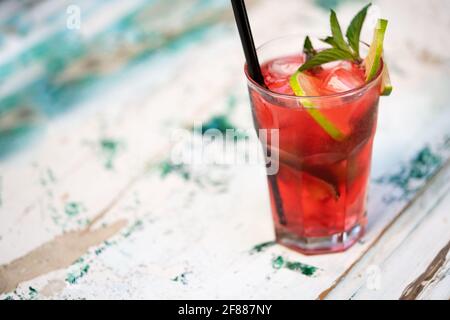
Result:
[289, 70, 346, 141]
[380, 62, 392, 96]
[365, 19, 388, 82]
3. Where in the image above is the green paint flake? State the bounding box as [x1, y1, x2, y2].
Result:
[159, 160, 190, 180]
[314, 0, 350, 10]
[64, 201, 84, 217]
[47, 168, 56, 183]
[28, 286, 38, 299]
[74, 257, 84, 264]
[66, 264, 90, 284]
[375, 146, 443, 202]
[444, 135, 450, 149]
[272, 256, 284, 270]
[12, 290, 23, 300]
[100, 138, 121, 169]
[76, 218, 91, 226]
[5, 288, 31, 301]
[66, 273, 77, 284]
[193, 114, 247, 141]
[123, 219, 143, 238]
[250, 241, 276, 254]
[94, 240, 115, 256]
[226, 94, 237, 111]
[171, 272, 190, 285]
[95, 247, 105, 255]
[271, 255, 318, 276]
[197, 115, 236, 135]
[285, 261, 318, 276]
[39, 168, 56, 187]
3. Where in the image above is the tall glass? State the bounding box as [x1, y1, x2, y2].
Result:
[245, 35, 383, 254]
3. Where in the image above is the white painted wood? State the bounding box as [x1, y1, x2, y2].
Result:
[325, 162, 450, 299]
[0, 0, 449, 299]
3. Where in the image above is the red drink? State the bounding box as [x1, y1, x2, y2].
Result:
[246, 36, 383, 254]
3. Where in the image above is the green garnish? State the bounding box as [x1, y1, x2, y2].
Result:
[303, 36, 317, 61]
[380, 62, 392, 96]
[299, 3, 373, 72]
[321, 36, 338, 48]
[290, 3, 391, 142]
[329, 9, 354, 55]
[364, 18, 388, 81]
[298, 48, 355, 73]
[364, 18, 392, 95]
[346, 3, 372, 57]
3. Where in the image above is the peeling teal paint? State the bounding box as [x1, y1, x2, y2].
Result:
[39, 168, 56, 186]
[123, 219, 144, 238]
[285, 261, 317, 276]
[94, 240, 116, 256]
[250, 241, 276, 254]
[28, 286, 38, 299]
[159, 160, 190, 180]
[226, 94, 238, 112]
[76, 218, 91, 227]
[314, 0, 359, 10]
[74, 257, 84, 264]
[375, 146, 444, 202]
[64, 202, 85, 217]
[272, 256, 284, 270]
[171, 272, 191, 285]
[66, 264, 90, 284]
[196, 114, 237, 136]
[0, 0, 231, 159]
[95, 247, 106, 256]
[100, 138, 121, 169]
[6, 288, 31, 300]
[193, 112, 247, 142]
[271, 255, 318, 277]
[0, 117, 41, 159]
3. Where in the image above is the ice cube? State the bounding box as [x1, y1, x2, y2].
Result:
[322, 60, 353, 71]
[323, 67, 365, 93]
[268, 57, 302, 78]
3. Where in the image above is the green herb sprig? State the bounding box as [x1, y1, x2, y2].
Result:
[298, 3, 371, 72]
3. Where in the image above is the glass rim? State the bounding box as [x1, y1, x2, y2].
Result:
[244, 34, 384, 100]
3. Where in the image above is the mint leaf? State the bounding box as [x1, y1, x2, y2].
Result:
[298, 48, 354, 72]
[303, 36, 316, 60]
[330, 9, 352, 54]
[346, 3, 371, 57]
[320, 36, 338, 48]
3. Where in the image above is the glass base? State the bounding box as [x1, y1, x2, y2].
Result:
[275, 223, 365, 255]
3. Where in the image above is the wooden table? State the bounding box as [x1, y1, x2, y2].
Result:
[0, 0, 449, 300]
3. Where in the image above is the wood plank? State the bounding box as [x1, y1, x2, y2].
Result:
[324, 161, 450, 299]
[415, 254, 450, 299]
[401, 241, 450, 300]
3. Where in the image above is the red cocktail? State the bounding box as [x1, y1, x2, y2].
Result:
[246, 35, 385, 254]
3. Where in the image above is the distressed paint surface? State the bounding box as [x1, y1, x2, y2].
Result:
[0, 0, 449, 299]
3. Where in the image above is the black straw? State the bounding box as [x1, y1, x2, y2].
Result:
[231, 0, 264, 85]
[231, 0, 286, 225]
